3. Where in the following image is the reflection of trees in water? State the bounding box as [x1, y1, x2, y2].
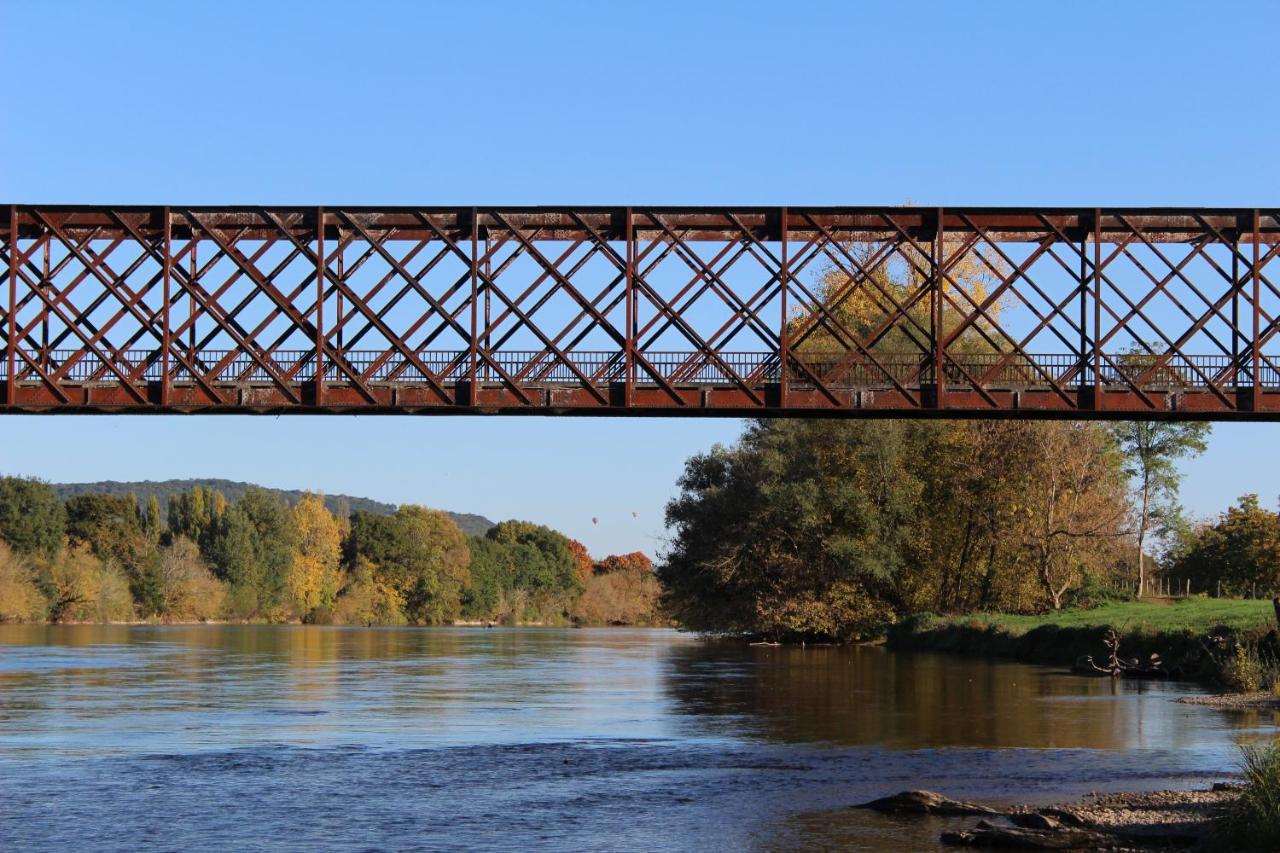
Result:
[662, 642, 1164, 750]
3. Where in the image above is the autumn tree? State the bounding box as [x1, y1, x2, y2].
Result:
[154, 536, 226, 621]
[0, 541, 46, 622]
[575, 552, 663, 626]
[1109, 420, 1210, 597]
[38, 546, 134, 623]
[332, 556, 406, 626]
[287, 494, 342, 618]
[567, 539, 594, 583]
[1018, 422, 1130, 610]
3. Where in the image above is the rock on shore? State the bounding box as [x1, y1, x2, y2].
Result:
[859, 786, 1237, 849]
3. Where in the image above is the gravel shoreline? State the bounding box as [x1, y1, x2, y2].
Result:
[1178, 691, 1280, 710]
[861, 785, 1241, 848]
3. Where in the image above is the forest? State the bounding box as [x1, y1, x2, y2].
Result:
[0, 478, 662, 627]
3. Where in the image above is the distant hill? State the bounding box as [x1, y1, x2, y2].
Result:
[50, 478, 495, 537]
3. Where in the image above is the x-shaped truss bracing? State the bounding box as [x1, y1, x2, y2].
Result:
[2, 206, 1277, 419]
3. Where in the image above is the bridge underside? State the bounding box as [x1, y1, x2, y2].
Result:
[3, 206, 1279, 419]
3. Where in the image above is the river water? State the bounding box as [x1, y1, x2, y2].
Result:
[0, 625, 1273, 851]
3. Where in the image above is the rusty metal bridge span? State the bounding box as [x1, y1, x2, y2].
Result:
[2, 205, 1278, 419]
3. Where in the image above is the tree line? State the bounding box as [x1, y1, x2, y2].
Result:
[0, 478, 662, 626]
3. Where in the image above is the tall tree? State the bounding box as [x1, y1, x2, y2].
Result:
[288, 494, 342, 617]
[0, 477, 65, 558]
[1109, 421, 1210, 597]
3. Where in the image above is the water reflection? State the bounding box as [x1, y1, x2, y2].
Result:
[662, 641, 1238, 750]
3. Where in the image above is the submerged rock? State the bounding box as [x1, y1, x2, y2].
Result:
[940, 824, 1117, 849]
[855, 790, 1001, 816]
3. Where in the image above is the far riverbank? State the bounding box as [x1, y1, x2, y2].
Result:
[885, 597, 1278, 690]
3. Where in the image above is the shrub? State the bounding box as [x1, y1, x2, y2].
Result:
[1219, 642, 1280, 694]
[1217, 741, 1280, 850]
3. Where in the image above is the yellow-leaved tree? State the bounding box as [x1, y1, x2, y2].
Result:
[286, 494, 343, 619]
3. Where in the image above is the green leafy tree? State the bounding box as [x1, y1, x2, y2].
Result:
[65, 494, 145, 568]
[661, 420, 918, 641]
[235, 488, 297, 616]
[203, 504, 259, 613]
[1167, 494, 1280, 596]
[142, 494, 163, 542]
[346, 506, 470, 624]
[1109, 420, 1210, 597]
[0, 477, 66, 558]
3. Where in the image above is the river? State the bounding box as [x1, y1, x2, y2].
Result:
[0, 625, 1273, 851]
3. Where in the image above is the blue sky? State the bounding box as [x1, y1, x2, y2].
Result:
[2, 1, 1279, 556]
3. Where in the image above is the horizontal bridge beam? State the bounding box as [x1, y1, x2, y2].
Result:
[4, 206, 1280, 244]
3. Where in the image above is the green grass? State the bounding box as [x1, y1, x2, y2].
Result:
[921, 597, 1276, 637]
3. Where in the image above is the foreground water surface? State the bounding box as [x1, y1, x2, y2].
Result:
[0, 625, 1274, 851]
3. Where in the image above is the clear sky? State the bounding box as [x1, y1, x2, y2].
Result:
[2, 1, 1279, 556]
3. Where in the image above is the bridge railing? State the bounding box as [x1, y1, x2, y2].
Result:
[4, 348, 1278, 390]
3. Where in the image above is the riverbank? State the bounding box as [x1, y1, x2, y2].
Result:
[886, 598, 1277, 686]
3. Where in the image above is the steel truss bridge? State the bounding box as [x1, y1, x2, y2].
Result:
[2, 205, 1278, 419]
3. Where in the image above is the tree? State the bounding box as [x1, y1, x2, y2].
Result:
[65, 494, 145, 568]
[333, 556, 406, 626]
[1109, 420, 1210, 597]
[142, 494, 163, 542]
[203, 504, 259, 612]
[1020, 422, 1130, 610]
[0, 476, 65, 558]
[167, 486, 226, 545]
[346, 506, 470, 624]
[153, 536, 226, 621]
[660, 420, 917, 641]
[0, 541, 46, 622]
[487, 521, 580, 594]
[38, 546, 134, 623]
[287, 494, 342, 618]
[1167, 494, 1280, 596]
[567, 539, 594, 583]
[575, 552, 663, 626]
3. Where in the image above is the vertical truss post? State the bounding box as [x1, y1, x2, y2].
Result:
[41, 238, 50, 371]
[470, 208, 479, 394]
[162, 206, 172, 407]
[1078, 229, 1088, 391]
[625, 207, 634, 407]
[779, 206, 789, 407]
[1093, 209, 1102, 410]
[315, 207, 325, 407]
[336, 230, 344, 361]
[484, 231, 492, 373]
[188, 234, 196, 357]
[932, 208, 945, 406]
[1232, 229, 1240, 389]
[6, 206, 15, 407]
[1254, 208, 1262, 410]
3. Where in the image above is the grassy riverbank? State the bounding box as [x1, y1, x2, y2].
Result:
[887, 598, 1277, 684]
